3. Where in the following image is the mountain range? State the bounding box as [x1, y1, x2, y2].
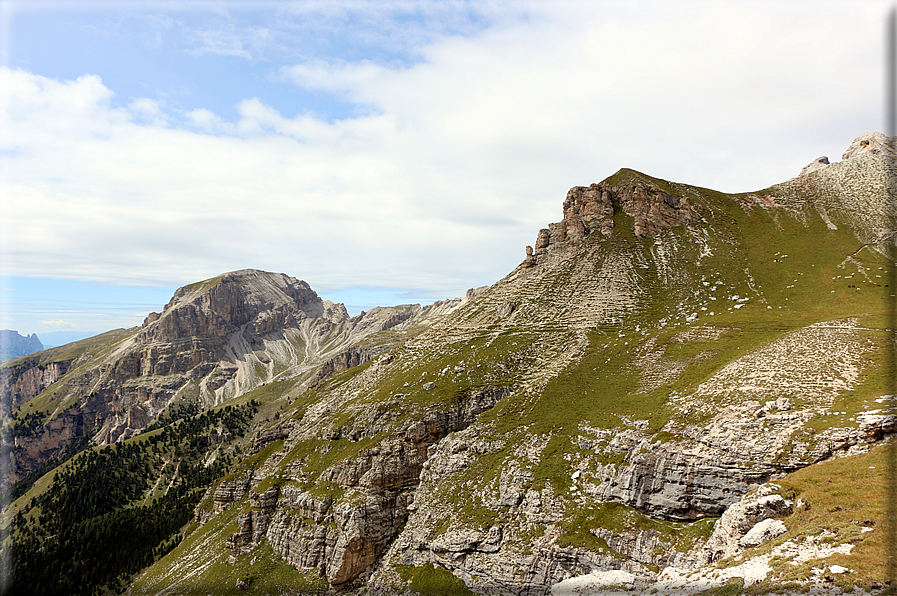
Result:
[1, 132, 895, 595]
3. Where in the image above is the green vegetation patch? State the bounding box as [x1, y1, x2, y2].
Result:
[764, 444, 889, 588]
[216, 439, 284, 486]
[358, 331, 537, 426]
[395, 562, 475, 596]
[532, 434, 577, 492]
[132, 501, 328, 596]
[514, 331, 668, 435]
[693, 577, 745, 596]
[557, 501, 716, 555]
[3, 400, 259, 596]
[182, 273, 226, 295]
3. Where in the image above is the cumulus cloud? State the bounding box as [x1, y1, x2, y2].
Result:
[0, 1, 888, 306]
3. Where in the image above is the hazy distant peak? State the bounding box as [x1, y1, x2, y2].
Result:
[0, 329, 43, 362]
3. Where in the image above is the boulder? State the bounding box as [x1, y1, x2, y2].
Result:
[800, 156, 830, 176]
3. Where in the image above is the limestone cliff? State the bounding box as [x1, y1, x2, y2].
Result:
[524, 179, 704, 266]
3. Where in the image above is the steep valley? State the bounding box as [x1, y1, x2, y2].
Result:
[2, 133, 896, 595]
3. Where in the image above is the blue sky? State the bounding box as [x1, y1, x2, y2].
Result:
[0, 0, 890, 340]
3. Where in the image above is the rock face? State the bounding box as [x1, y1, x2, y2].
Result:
[799, 156, 830, 176]
[526, 177, 703, 266]
[0, 360, 69, 415]
[702, 484, 794, 562]
[841, 131, 893, 159]
[310, 345, 386, 385]
[208, 387, 513, 586]
[139, 270, 323, 344]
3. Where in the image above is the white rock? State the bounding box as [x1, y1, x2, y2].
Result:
[740, 518, 787, 547]
[551, 569, 636, 594]
[800, 156, 830, 176]
[704, 492, 793, 561]
[842, 132, 892, 160]
[829, 564, 849, 574]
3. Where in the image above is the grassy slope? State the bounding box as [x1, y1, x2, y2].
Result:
[381, 172, 894, 582]
[61, 168, 897, 592]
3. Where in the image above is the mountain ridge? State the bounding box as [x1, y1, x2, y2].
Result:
[0, 269, 477, 494]
[2, 133, 895, 596]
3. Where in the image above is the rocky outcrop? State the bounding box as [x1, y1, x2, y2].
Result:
[800, 155, 830, 176]
[841, 131, 893, 159]
[526, 179, 703, 265]
[702, 484, 794, 562]
[209, 386, 513, 586]
[590, 446, 774, 520]
[310, 345, 386, 385]
[226, 487, 280, 560]
[211, 472, 254, 514]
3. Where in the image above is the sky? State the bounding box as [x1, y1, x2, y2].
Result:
[0, 0, 891, 342]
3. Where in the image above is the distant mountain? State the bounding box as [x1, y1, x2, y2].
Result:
[0, 330, 43, 362]
[2, 134, 895, 596]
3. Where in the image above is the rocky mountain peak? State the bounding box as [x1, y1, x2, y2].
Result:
[0, 330, 43, 362]
[140, 269, 326, 343]
[523, 170, 703, 267]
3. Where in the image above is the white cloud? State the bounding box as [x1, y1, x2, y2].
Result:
[281, 59, 389, 96]
[0, 1, 890, 308]
[186, 107, 225, 131]
[40, 320, 77, 329]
